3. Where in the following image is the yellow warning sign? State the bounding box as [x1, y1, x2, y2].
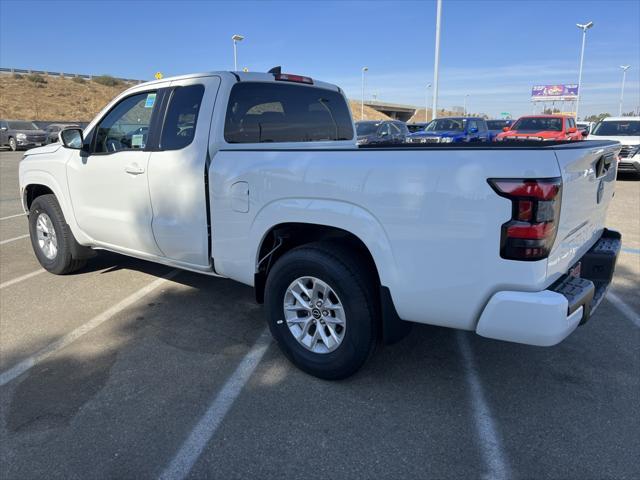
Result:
[154, 72, 163, 80]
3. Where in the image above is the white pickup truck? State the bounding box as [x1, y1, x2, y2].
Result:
[19, 70, 622, 379]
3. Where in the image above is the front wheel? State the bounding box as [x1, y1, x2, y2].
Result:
[8, 137, 17, 151]
[29, 194, 87, 274]
[264, 243, 378, 380]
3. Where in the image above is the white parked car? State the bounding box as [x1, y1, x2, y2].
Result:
[18, 70, 622, 378]
[588, 116, 640, 176]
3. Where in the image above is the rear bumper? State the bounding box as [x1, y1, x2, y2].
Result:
[476, 229, 621, 346]
[617, 158, 640, 174]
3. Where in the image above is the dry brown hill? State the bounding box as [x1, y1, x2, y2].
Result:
[1, 73, 459, 124]
[0, 74, 130, 121]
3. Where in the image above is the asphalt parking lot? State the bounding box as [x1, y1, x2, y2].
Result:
[0, 149, 638, 480]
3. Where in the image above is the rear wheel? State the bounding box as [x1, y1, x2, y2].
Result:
[29, 194, 87, 274]
[8, 137, 17, 151]
[264, 242, 378, 379]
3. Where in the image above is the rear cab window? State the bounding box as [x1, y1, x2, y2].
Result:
[160, 84, 205, 150]
[224, 82, 353, 144]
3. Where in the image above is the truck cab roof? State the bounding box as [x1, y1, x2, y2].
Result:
[133, 71, 342, 93]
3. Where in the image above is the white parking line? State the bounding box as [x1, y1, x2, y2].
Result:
[159, 327, 271, 480]
[0, 269, 179, 386]
[0, 268, 45, 289]
[0, 234, 30, 245]
[457, 332, 510, 480]
[607, 291, 640, 328]
[0, 213, 26, 221]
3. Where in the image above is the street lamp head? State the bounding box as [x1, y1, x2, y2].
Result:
[620, 65, 631, 71]
[362, 66, 369, 72]
[576, 21, 593, 31]
[427, 83, 432, 88]
[232, 34, 244, 42]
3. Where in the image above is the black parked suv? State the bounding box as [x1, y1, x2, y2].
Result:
[0, 119, 48, 151]
[356, 120, 410, 145]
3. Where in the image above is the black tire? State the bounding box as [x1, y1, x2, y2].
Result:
[29, 194, 87, 274]
[8, 137, 17, 151]
[264, 242, 378, 380]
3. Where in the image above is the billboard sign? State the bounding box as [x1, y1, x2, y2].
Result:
[531, 84, 578, 101]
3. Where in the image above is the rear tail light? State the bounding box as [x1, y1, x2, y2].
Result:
[274, 73, 313, 84]
[488, 177, 562, 261]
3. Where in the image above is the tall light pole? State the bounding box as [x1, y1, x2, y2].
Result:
[618, 65, 631, 116]
[425, 83, 432, 122]
[232, 34, 244, 71]
[463, 94, 469, 116]
[575, 21, 593, 120]
[431, 0, 442, 120]
[361, 66, 368, 120]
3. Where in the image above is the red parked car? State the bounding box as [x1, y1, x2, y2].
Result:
[495, 115, 586, 142]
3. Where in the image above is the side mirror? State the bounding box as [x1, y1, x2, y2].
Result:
[502, 126, 510, 132]
[59, 128, 83, 149]
[469, 127, 478, 134]
[568, 127, 577, 134]
[379, 130, 389, 137]
[581, 130, 589, 137]
[0, 126, 7, 131]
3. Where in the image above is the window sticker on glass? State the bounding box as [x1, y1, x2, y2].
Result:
[131, 134, 144, 148]
[144, 93, 156, 108]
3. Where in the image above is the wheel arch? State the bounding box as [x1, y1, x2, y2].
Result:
[252, 214, 408, 344]
[20, 170, 88, 245]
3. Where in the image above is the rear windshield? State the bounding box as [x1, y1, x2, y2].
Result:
[224, 82, 353, 143]
[591, 120, 640, 136]
[8, 121, 39, 130]
[356, 122, 380, 136]
[512, 117, 562, 132]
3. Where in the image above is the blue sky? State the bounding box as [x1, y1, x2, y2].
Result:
[1, 0, 638, 118]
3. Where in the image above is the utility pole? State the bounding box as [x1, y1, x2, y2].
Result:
[431, 0, 442, 119]
[618, 65, 631, 116]
[575, 21, 594, 120]
[361, 67, 368, 120]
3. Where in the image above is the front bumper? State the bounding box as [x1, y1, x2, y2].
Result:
[476, 229, 621, 346]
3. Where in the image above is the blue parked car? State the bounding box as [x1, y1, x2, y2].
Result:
[407, 117, 490, 143]
[486, 119, 515, 142]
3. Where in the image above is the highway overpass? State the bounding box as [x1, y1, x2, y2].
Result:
[363, 100, 417, 122]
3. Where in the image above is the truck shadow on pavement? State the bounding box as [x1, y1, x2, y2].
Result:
[1, 253, 638, 479]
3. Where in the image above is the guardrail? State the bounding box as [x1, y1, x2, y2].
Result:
[0, 67, 143, 84]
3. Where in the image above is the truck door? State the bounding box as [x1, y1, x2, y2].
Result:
[147, 76, 221, 267]
[66, 90, 164, 255]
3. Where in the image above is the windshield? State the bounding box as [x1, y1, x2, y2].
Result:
[8, 121, 39, 130]
[487, 120, 509, 130]
[591, 120, 640, 136]
[511, 117, 562, 132]
[356, 122, 380, 136]
[425, 119, 464, 132]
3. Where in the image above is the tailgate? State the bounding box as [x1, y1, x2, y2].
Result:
[547, 141, 620, 282]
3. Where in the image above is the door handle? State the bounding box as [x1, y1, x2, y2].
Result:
[125, 163, 145, 175]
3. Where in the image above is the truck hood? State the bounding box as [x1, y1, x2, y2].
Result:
[502, 130, 562, 138]
[412, 130, 463, 138]
[23, 143, 62, 156]
[587, 135, 640, 146]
